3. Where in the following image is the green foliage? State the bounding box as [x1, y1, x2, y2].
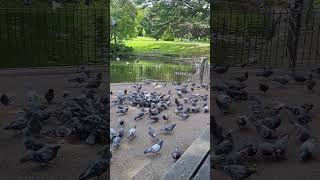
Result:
[162, 29, 174, 41]
[111, 43, 134, 59]
[111, 0, 138, 42]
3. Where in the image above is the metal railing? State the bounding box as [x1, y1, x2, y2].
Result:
[0, 7, 109, 68]
[110, 62, 210, 83]
[211, 7, 320, 68]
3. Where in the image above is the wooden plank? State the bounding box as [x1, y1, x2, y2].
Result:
[161, 127, 210, 180]
[193, 154, 210, 180]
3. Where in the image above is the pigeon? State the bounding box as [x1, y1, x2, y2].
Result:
[162, 114, 169, 120]
[172, 148, 181, 160]
[149, 116, 159, 123]
[160, 124, 176, 134]
[291, 73, 307, 83]
[79, 159, 109, 180]
[234, 71, 248, 82]
[223, 165, 256, 180]
[112, 136, 121, 147]
[256, 68, 273, 78]
[216, 93, 232, 114]
[213, 66, 229, 74]
[261, 115, 282, 130]
[144, 140, 164, 154]
[86, 73, 103, 89]
[23, 137, 45, 151]
[214, 132, 234, 155]
[134, 111, 144, 120]
[203, 105, 209, 113]
[44, 89, 55, 104]
[307, 74, 316, 93]
[4, 116, 28, 133]
[0, 93, 9, 106]
[20, 145, 61, 164]
[237, 116, 248, 129]
[110, 128, 117, 140]
[116, 127, 124, 138]
[294, 123, 311, 143]
[99, 147, 112, 160]
[298, 139, 315, 161]
[116, 107, 128, 114]
[175, 98, 181, 107]
[127, 126, 136, 140]
[259, 83, 269, 94]
[177, 113, 189, 119]
[26, 114, 42, 138]
[272, 76, 289, 86]
[119, 119, 124, 127]
[211, 116, 224, 144]
[148, 126, 157, 139]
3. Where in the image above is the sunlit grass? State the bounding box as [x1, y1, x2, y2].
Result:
[124, 37, 209, 58]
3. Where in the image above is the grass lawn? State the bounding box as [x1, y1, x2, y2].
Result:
[124, 37, 209, 58]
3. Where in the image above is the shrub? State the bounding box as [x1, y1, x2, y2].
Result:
[162, 29, 174, 41]
[110, 43, 134, 59]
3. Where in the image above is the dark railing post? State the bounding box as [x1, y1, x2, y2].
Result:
[289, 0, 304, 73]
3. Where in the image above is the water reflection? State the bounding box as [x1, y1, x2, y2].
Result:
[110, 60, 200, 83]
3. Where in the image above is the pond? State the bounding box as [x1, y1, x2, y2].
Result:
[110, 59, 201, 83]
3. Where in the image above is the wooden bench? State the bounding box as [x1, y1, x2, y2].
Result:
[161, 127, 210, 180]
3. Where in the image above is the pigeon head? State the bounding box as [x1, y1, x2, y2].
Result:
[158, 140, 164, 147]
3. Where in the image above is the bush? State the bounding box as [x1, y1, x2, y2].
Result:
[162, 29, 174, 41]
[110, 43, 134, 59]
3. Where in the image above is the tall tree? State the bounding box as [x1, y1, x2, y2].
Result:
[111, 0, 138, 43]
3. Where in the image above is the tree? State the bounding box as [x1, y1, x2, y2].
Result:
[111, 0, 138, 43]
[140, 0, 209, 40]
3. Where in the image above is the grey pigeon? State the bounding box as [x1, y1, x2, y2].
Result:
[237, 116, 248, 129]
[149, 116, 159, 123]
[148, 126, 157, 139]
[216, 93, 232, 114]
[23, 137, 45, 151]
[177, 113, 189, 119]
[79, 159, 109, 180]
[26, 114, 42, 138]
[134, 111, 144, 120]
[4, 116, 28, 133]
[160, 124, 176, 134]
[20, 145, 61, 164]
[299, 139, 315, 161]
[112, 136, 121, 147]
[127, 126, 136, 140]
[117, 127, 124, 138]
[116, 107, 129, 114]
[223, 165, 256, 180]
[214, 132, 233, 155]
[144, 140, 164, 154]
[172, 147, 181, 160]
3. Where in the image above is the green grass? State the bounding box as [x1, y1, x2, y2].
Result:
[124, 37, 209, 58]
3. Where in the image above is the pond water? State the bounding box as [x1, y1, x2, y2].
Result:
[110, 59, 200, 83]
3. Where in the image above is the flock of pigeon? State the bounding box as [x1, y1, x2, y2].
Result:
[1, 67, 113, 180]
[212, 66, 318, 180]
[110, 81, 209, 162]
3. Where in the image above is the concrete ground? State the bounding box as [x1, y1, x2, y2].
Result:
[0, 69, 110, 180]
[110, 83, 210, 180]
[211, 68, 320, 180]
